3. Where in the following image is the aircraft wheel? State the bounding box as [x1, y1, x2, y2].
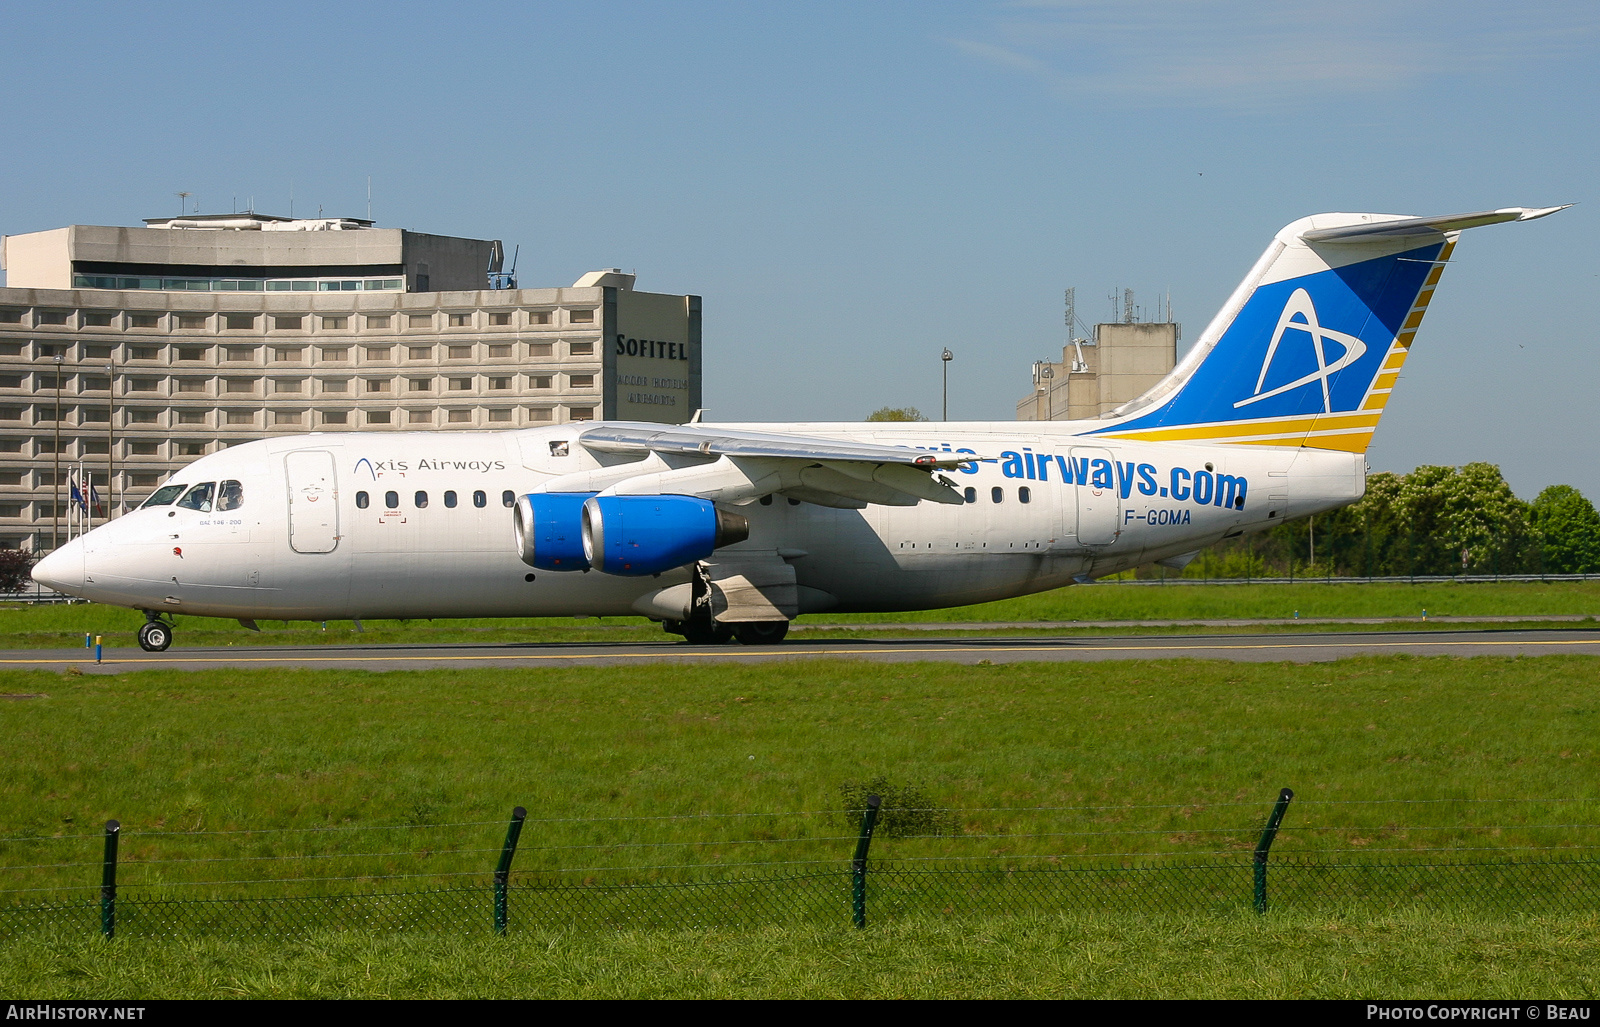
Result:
[681, 622, 734, 645]
[734, 621, 790, 645]
[138, 621, 173, 653]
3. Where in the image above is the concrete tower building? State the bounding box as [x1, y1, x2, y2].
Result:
[0, 213, 702, 552]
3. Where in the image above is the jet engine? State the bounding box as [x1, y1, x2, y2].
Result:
[514, 492, 597, 570]
[581, 495, 750, 576]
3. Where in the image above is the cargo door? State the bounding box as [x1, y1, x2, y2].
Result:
[1070, 447, 1119, 546]
[285, 450, 340, 554]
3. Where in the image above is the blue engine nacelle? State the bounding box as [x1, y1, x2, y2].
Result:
[581, 495, 750, 576]
[514, 492, 597, 570]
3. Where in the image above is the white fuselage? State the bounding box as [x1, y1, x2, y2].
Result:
[42, 423, 1363, 622]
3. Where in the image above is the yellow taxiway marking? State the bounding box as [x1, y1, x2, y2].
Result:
[7, 636, 1600, 667]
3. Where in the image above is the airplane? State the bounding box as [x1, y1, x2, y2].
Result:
[31, 205, 1569, 652]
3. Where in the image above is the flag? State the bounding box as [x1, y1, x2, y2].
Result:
[89, 481, 104, 516]
[69, 475, 85, 512]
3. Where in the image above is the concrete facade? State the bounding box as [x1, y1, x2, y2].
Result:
[1017, 322, 1178, 422]
[0, 214, 701, 552]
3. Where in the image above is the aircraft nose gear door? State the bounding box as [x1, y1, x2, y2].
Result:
[285, 450, 340, 554]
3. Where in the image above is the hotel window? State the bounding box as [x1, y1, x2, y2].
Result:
[128, 411, 158, 424]
[321, 316, 348, 330]
[34, 342, 66, 358]
[179, 442, 207, 456]
[83, 313, 114, 327]
[37, 312, 69, 326]
[408, 346, 432, 360]
[224, 380, 254, 394]
[448, 313, 472, 327]
[177, 410, 206, 425]
[570, 407, 594, 421]
[366, 315, 391, 329]
[488, 344, 512, 358]
[569, 341, 594, 356]
[408, 314, 432, 328]
[321, 380, 349, 393]
[530, 311, 551, 325]
[177, 347, 207, 361]
[408, 410, 431, 424]
[489, 312, 512, 326]
[273, 316, 304, 330]
[529, 375, 552, 389]
[447, 410, 471, 423]
[79, 376, 109, 392]
[529, 343, 552, 357]
[0, 376, 20, 388]
[366, 379, 391, 393]
[130, 347, 159, 360]
[488, 409, 512, 422]
[225, 314, 255, 330]
[320, 347, 349, 361]
[176, 380, 206, 393]
[226, 411, 254, 425]
[225, 346, 257, 361]
[365, 346, 392, 360]
[366, 410, 391, 425]
[129, 473, 160, 487]
[129, 379, 159, 392]
[0, 310, 20, 323]
[129, 441, 160, 455]
[0, 344, 21, 356]
[129, 315, 160, 329]
[274, 380, 303, 394]
[177, 315, 207, 329]
[408, 378, 431, 392]
[448, 378, 471, 391]
[488, 377, 510, 390]
[321, 411, 348, 425]
[274, 348, 303, 361]
[83, 345, 113, 359]
[527, 407, 552, 422]
[568, 374, 594, 389]
[447, 345, 472, 360]
[274, 411, 303, 425]
[568, 309, 594, 323]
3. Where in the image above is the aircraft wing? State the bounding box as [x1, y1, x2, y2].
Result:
[532, 422, 981, 508]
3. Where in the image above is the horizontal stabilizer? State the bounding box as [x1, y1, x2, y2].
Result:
[1301, 205, 1571, 243]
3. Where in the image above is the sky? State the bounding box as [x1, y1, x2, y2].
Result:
[1, 1, 1595, 498]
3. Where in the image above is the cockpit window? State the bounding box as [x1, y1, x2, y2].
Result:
[216, 480, 245, 512]
[141, 484, 187, 508]
[176, 482, 216, 512]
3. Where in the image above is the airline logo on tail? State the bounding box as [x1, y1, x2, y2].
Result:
[1234, 287, 1367, 413]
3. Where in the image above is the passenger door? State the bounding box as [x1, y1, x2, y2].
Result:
[285, 450, 340, 554]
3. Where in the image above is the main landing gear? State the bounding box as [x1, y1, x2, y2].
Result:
[663, 618, 790, 646]
[138, 612, 174, 652]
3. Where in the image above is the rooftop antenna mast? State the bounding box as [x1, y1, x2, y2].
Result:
[176, 192, 190, 215]
[1066, 287, 1087, 373]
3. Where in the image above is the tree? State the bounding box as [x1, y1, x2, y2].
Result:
[1531, 485, 1600, 573]
[865, 407, 927, 422]
[865, 407, 928, 422]
[0, 549, 35, 593]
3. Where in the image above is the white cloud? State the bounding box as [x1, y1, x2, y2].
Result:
[949, 0, 1598, 110]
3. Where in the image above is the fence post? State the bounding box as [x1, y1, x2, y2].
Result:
[100, 820, 119, 939]
[851, 794, 881, 929]
[494, 806, 527, 937]
[1252, 788, 1293, 914]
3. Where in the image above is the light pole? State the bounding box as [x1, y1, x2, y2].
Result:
[52, 355, 63, 552]
[941, 348, 953, 421]
[106, 362, 115, 520]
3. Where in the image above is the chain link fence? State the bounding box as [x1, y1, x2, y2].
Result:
[5, 794, 1600, 940]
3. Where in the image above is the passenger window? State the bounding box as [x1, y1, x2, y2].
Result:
[473, 490, 487, 508]
[176, 482, 216, 512]
[356, 491, 369, 509]
[444, 491, 458, 508]
[141, 484, 187, 508]
[385, 491, 399, 509]
[963, 487, 976, 503]
[414, 491, 428, 508]
[216, 480, 245, 511]
[1019, 487, 1031, 504]
[991, 487, 1003, 504]
[502, 490, 515, 508]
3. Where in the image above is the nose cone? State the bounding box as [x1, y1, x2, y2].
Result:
[32, 538, 87, 595]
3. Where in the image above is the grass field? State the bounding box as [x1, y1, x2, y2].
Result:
[3, 578, 1598, 649]
[4, 651, 1598, 996]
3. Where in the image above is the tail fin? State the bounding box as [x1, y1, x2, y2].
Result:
[1090, 206, 1568, 453]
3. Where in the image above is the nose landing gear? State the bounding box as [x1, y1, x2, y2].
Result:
[138, 613, 174, 653]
